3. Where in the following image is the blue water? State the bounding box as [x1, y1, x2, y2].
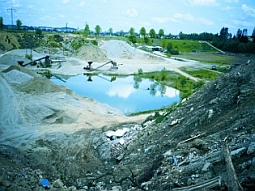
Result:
[51, 74, 180, 115]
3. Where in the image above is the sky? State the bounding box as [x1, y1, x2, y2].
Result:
[0, 0, 255, 35]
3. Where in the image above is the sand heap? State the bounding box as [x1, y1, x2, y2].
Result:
[0, 49, 45, 67]
[73, 43, 108, 62]
[100, 40, 139, 59]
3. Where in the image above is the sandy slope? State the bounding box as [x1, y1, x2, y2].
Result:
[0, 68, 148, 146]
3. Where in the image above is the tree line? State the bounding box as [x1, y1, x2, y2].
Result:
[84, 23, 255, 54]
[0, 16, 22, 30]
[1, 16, 255, 54]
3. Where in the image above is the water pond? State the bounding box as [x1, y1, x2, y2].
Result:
[51, 74, 180, 115]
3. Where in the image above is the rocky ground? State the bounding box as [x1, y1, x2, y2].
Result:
[0, 39, 254, 191]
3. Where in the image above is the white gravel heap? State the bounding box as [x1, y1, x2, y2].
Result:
[3, 69, 34, 85]
[100, 40, 137, 58]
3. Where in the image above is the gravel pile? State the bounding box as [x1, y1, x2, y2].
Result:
[100, 40, 138, 58]
[0, 49, 45, 66]
[2, 69, 34, 85]
[73, 44, 108, 62]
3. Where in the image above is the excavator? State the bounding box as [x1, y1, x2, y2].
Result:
[18, 55, 65, 69]
[83, 60, 119, 71]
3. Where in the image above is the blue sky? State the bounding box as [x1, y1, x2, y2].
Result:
[0, 0, 255, 35]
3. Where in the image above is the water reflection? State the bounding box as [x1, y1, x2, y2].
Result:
[51, 74, 180, 114]
[107, 84, 135, 98]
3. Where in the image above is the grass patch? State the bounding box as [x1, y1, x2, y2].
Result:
[181, 68, 220, 80]
[174, 52, 255, 66]
[160, 40, 209, 53]
[134, 68, 205, 99]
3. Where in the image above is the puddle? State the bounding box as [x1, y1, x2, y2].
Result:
[51, 74, 180, 115]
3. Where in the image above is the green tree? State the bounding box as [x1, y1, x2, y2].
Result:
[128, 35, 136, 44]
[16, 19, 22, 30]
[139, 27, 146, 38]
[35, 28, 43, 43]
[95, 25, 101, 36]
[35, 28, 42, 36]
[167, 33, 173, 39]
[129, 27, 135, 36]
[251, 27, 255, 38]
[120, 30, 124, 36]
[167, 43, 173, 52]
[109, 28, 113, 36]
[158, 29, 164, 39]
[149, 28, 156, 38]
[179, 31, 186, 39]
[144, 37, 150, 44]
[128, 27, 136, 43]
[220, 27, 229, 40]
[84, 24, 90, 36]
[0, 17, 3, 30]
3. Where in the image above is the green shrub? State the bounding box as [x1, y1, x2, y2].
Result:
[25, 54, 32, 60]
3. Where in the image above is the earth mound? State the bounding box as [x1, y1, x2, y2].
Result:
[100, 40, 138, 58]
[0, 49, 45, 67]
[73, 44, 108, 62]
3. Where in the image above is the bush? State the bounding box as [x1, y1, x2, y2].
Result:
[128, 35, 137, 44]
[25, 54, 32, 60]
[138, 68, 143, 75]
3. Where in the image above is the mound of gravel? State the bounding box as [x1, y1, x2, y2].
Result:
[3, 69, 34, 85]
[73, 44, 108, 62]
[0, 54, 30, 66]
[4, 49, 44, 59]
[100, 40, 138, 59]
[0, 49, 45, 66]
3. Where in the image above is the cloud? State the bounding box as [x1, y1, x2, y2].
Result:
[172, 13, 213, 26]
[232, 19, 255, 27]
[223, 6, 234, 10]
[151, 17, 170, 24]
[198, 17, 214, 25]
[173, 13, 195, 21]
[156, 88, 179, 98]
[189, 0, 217, 6]
[126, 9, 138, 17]
[62, 0, 70, 4]
[79, 1, 85, 7]
[11, 0, 22, 7]
[107, 85, 135, 98]
[242, 4, 255, 17]
[225, 0, 239, 3]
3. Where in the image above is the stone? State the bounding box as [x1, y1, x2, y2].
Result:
[52, 179, 64, 188]
[202, 162, 211, 171]
[68, 186, 77, 191]
[247, 142, 255, 154]
[119, 138, 125, 145]
[170, 119, 179, 126]
[116, 153, 124, 161]
[209, 97, 219, 104]
[251, 157, 255, 165]
[208, 109, 213, 119]
[163, 150, 172, 157]
[231, 147, 246, 157]
[115, 128, 128, 137]
[105, 128, 128, 138]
